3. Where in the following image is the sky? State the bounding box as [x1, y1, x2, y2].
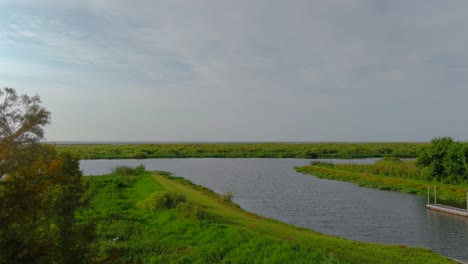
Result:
[1, 0, 468, 142]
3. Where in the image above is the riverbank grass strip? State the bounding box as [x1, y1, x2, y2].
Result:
[295, 164, 468, 206]
[150, 172, 452, 263]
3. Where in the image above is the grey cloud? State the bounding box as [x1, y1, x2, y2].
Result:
[1, 0, 468, 141]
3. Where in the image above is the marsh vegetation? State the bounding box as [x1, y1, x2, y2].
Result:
[57, 142, 424, 159]
[296, 137, 468, 207]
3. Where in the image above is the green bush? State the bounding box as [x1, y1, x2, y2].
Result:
[176, 202, 204, 220]
[219, 192, 234, 203]
[112, 166, 133, 176]
[112, 164, 146, 176]
[417, 137, 468, 184]
[138, 191, 186, 211]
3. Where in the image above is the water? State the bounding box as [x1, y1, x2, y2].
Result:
[80, 158, 468, 262]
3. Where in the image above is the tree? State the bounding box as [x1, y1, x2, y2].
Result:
[0, 88, 92, 263]
[0, 87, 50, 177]
[417, 137, 468, 184]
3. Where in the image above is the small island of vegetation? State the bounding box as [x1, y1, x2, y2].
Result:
[296, 137, 468, 207]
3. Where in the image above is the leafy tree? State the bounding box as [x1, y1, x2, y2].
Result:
[0, 87, 50, 176]
[0, 88, 92, 263]
[417, 137, 468, 184]
[443, 142, 467, 183]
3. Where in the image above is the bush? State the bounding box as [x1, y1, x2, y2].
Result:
[417, 137, 468, 184]
[176, 202, 204, 220]
[220, 192, 233, 203]
[112, 164, 146, 176]
[138, 191, 186, 211]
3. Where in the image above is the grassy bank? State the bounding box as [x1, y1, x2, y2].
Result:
[295, 163, 468, 207]
[81, 169, 453, 263]
[57, 142, 424, 159]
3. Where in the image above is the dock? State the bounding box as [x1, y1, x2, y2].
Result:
[426, 204, 468, 217]
[426, 186, 468, 217]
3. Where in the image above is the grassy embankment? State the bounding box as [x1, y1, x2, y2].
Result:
[57, 142, 424, 159]
[81, 169, 453, 263]
[295, 160, 468, 207]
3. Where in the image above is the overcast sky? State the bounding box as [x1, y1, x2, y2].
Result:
[1, 0, 468, 142]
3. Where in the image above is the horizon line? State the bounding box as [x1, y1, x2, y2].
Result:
[45, 140, 431, 145]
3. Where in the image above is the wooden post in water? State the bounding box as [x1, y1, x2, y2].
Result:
[434, 186, 437, 204]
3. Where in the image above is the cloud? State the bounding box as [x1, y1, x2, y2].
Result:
[1, 0, 468, 141]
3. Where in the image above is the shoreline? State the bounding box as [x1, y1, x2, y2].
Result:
[295, 164, 468, 207]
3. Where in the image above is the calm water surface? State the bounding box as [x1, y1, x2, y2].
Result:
[81, 158, 468, 262]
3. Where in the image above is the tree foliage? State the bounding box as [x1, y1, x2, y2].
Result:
[417, 137, 468, 184]
[0, 88, 92, 263]
[0, 87, 50, 177]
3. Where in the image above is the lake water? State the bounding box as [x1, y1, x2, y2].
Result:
[80, 158, 468, 262]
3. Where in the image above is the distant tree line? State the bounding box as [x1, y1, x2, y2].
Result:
[57, 142, 424, 160]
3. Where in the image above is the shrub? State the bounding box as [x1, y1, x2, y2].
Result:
[138, 191, 186, 211]
[112, 164, 146, 176]
[133, 164, 146, 174]
[220, 192, 233, 203]
[176, 202, 204, 220]
[417, 137, 468, 184]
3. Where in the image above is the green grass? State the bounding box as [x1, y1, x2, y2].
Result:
[295, 163, 468, 207]
[81, 170, 454, 263]
[56, 142, 425, 159]
[333, 158, 431, 181]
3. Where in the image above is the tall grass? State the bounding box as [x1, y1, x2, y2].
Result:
[333, 158, 431, 181]
[297, 162, 468, 206]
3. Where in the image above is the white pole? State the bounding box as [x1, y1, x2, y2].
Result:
[434, 186, 437, 204]
[466, 191, 467, 212]
[427, 186, 430, 204]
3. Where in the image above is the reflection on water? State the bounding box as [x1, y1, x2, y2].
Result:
[81, 158, 468, 261]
